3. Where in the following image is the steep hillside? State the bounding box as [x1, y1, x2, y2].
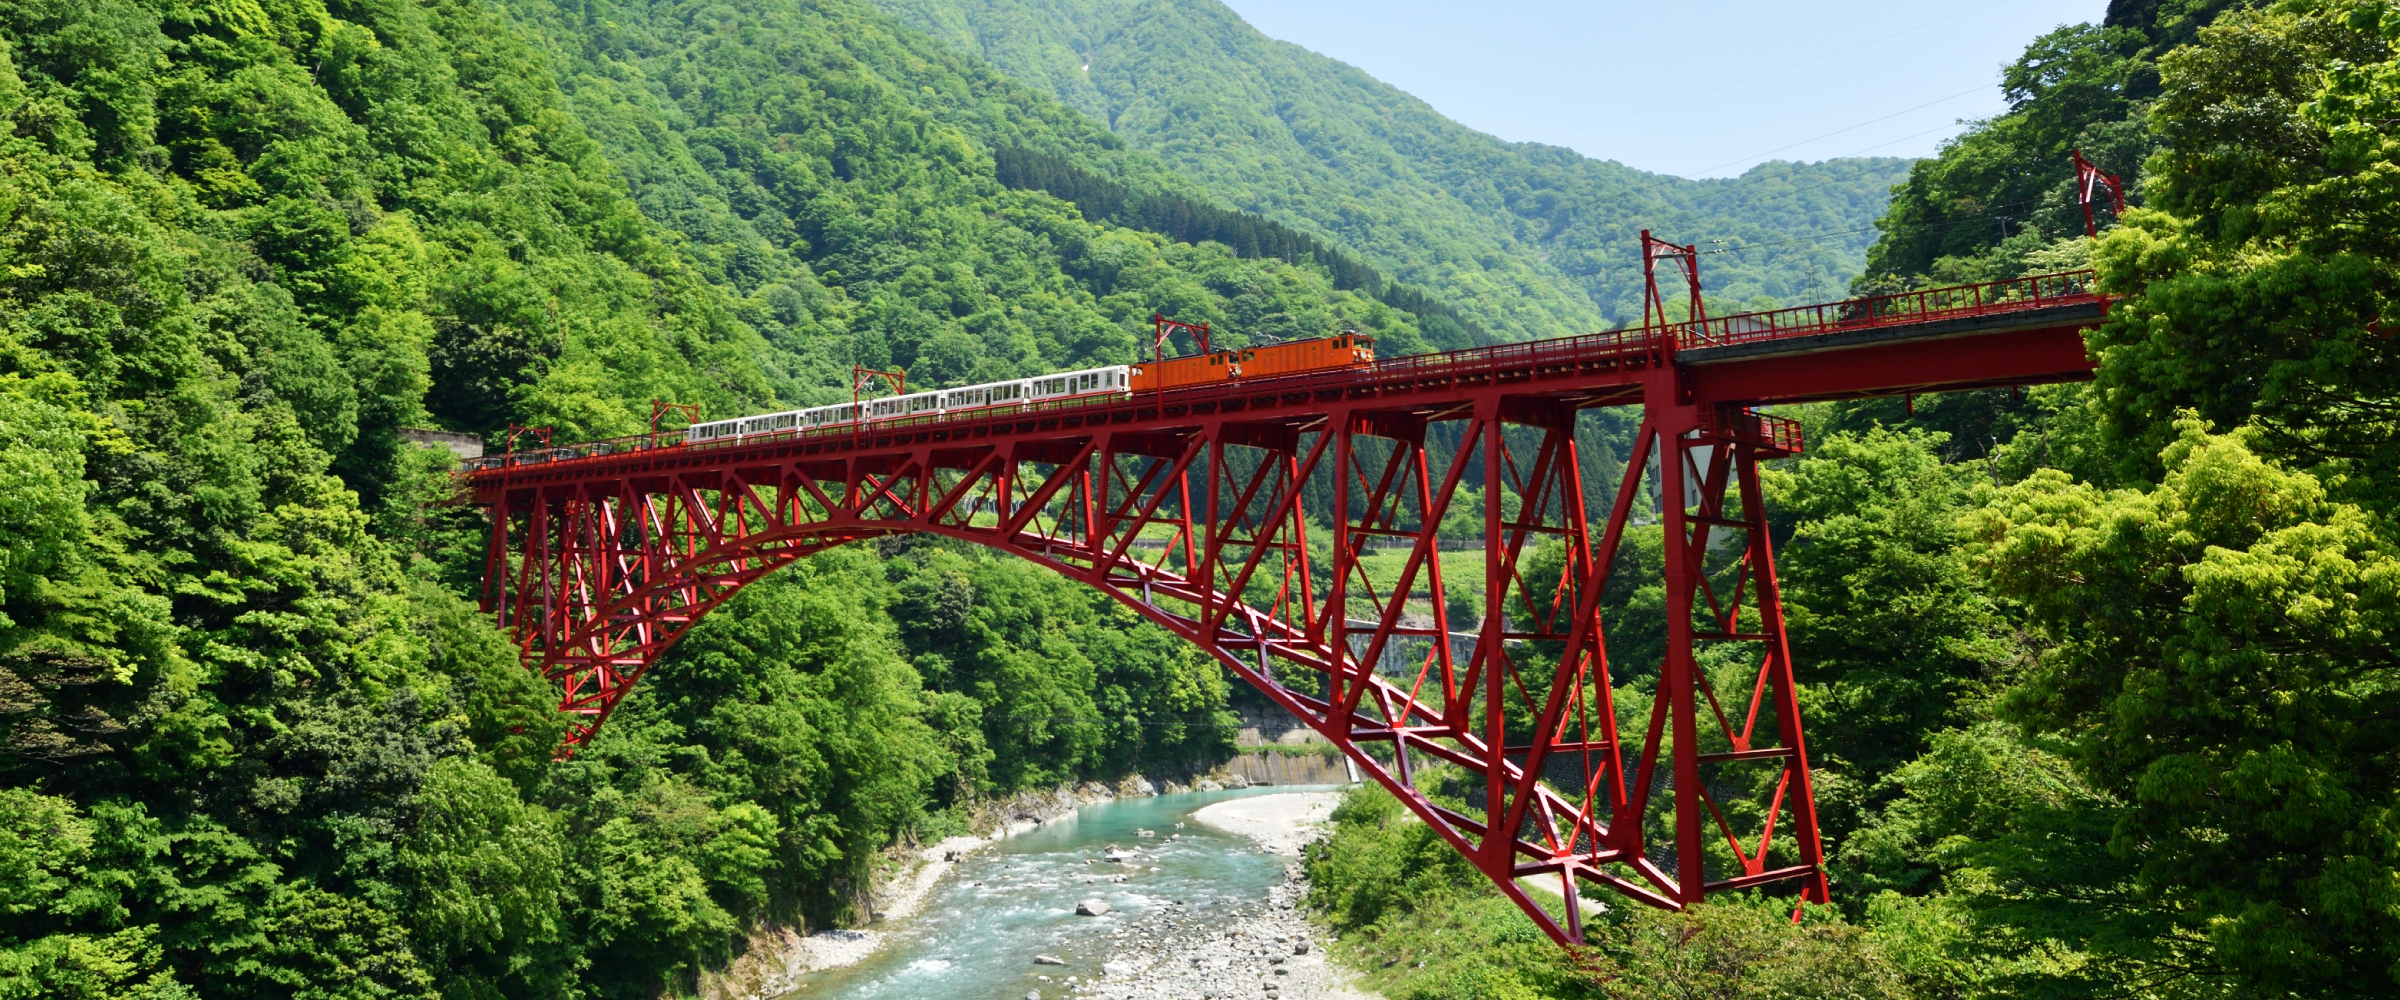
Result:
[873, 0, 1915, 334]
[484, 0, 1449, 397]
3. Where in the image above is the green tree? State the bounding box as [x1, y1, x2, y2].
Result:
[2084, 1, 2399, 487]
[1967, 422, 2400, 996]
[1766, 428, 2015, 815]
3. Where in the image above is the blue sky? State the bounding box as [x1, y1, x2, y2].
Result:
[1216, 0, 2108, 178]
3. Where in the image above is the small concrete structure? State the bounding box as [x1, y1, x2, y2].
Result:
[401, 427, 484, 459]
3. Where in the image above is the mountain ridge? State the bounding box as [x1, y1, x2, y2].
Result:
[871, 0, 1914, 336]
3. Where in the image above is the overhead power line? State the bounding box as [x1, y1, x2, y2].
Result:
[1531, 0, 2020, 145]
[1677, 83, 1996, 179]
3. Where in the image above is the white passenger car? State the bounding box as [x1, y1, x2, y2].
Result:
[688, 364, 1133, 444]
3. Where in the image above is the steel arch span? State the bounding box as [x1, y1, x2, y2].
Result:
[466, 265, 2108, 946]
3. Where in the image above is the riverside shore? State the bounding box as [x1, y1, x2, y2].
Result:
[699, 834, 994, 999]
[702, 781, 1143, 1000]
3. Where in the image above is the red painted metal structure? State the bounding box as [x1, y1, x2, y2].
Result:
[464, 261, 2107, 946]
[2074, 149, 2128, 237]
[1152, 311, 1212, 360]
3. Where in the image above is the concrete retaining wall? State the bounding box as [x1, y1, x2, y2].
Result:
[1224, 750, 1357, 786]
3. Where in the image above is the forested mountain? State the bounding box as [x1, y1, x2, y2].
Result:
[871, 0, 1915, 335]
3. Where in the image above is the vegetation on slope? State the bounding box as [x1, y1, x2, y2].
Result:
[486, 0, 1444, 389]
[993, 145, 1492, 348]
[873, 0, 1916, 335]
[0, 0, 1395, 995]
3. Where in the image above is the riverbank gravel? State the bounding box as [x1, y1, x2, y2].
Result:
[1071, 864, 1376, 1000]
[1189, 792, 1341, 857]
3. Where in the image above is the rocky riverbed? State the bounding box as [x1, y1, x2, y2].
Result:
[1061, 865, 1374, 1000]
[1052, 792, 1374, 1000]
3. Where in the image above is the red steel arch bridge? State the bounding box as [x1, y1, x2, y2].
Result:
[462, 248, 2107, 947]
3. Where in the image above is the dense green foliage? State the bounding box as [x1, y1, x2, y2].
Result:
[873, 0, 1915, 335]
[487, 0, 1443, 392]
[1802, 2, 2400, 997]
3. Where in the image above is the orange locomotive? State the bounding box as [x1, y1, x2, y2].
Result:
[1130, 329, 1376, 392]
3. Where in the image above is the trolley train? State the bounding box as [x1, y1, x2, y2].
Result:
[685, 331, 1375, 444]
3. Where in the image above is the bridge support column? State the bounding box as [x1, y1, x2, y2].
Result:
[1609, 392, 1831, 909]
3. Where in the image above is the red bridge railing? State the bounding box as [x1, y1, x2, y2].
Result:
[1668, 270, 2099, 349]
[461, 271, 2100, 475]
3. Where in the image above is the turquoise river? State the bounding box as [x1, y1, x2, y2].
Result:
[791, 786, 1334, 1000]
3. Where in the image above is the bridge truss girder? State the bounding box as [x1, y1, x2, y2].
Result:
[483, 376, 1831, 944]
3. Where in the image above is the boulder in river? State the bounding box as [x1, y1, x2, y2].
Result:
[1033, 954, 1066, 965]
[1076, 898, 1111, 916]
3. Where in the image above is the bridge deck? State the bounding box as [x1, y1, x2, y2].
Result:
[467, 270, 2104, 497]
